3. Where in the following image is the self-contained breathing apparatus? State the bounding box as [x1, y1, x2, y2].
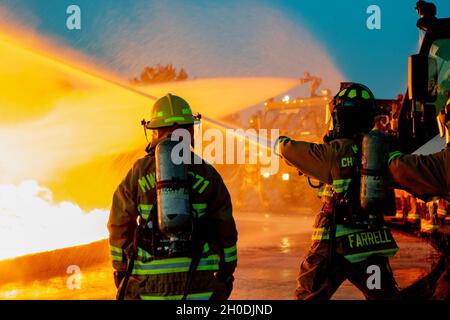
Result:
[140, 94, 202, 259]
[360, 117, 395, 228]
[318, 84, 399, 277]
[118, 136, 200, 300]
[118, 94, 203, 300]
[154, 138, 194, 257]
[325, 83, 393, 229]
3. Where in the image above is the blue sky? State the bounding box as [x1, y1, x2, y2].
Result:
[2, 0, 450, 98]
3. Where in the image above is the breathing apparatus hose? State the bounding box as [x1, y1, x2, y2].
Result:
[181, 189, 202, 301]
[117, 227, 139, 300]
[307, 177, 323, 189]
[181, 245, 202, 301]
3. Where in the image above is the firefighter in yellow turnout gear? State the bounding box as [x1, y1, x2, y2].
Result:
[276, 83, 401, 300]
[108, 94, 238, 300]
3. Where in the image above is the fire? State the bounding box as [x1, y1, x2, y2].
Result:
[0, 180, 108, 260]
[0, 27, 302, 259]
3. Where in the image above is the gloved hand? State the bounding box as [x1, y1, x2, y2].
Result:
[323, 130, 334, 144]
[273, 136, 291, 157]
[214, 272, 234, 300]
[114, 271, 126, 289]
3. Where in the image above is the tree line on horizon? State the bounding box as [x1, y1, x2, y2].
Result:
[130, 63, 188, 84]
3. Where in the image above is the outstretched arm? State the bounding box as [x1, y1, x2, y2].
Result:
[276, 136, 333, 184]
[388, 149, 450, 201]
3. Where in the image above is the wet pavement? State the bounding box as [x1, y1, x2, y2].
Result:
[0, 212, 442, 300]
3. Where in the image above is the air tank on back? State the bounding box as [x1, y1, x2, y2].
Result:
[360, 129, 390, 227]
[155, 138, 192, 254]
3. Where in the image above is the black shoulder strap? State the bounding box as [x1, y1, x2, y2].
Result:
[117, 201, 156, 300]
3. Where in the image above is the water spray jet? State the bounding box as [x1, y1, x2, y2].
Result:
[0, 28, 302, 259]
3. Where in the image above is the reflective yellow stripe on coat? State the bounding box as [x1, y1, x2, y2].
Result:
[311, 225, 366, 241]
[224, 244, 237, 262]
[132, 255, 219, 275]
[110, 245, 125, 262]
[332, 179, 352, 194]
[343, 248, 399, 263]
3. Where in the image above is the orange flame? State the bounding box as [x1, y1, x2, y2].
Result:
[0, 27, 302, 258]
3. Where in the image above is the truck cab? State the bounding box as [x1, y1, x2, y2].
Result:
[395, 1, 450, 229]
[401, 3, 450, 152]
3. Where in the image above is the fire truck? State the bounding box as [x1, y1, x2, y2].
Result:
[387, 1, 450, 233]
[229, 1, 450, 223]
[255, 91, 331, 210]
[218, 90, 331, 212]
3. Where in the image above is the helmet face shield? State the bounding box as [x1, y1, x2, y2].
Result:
[332, 97, 358, 109]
